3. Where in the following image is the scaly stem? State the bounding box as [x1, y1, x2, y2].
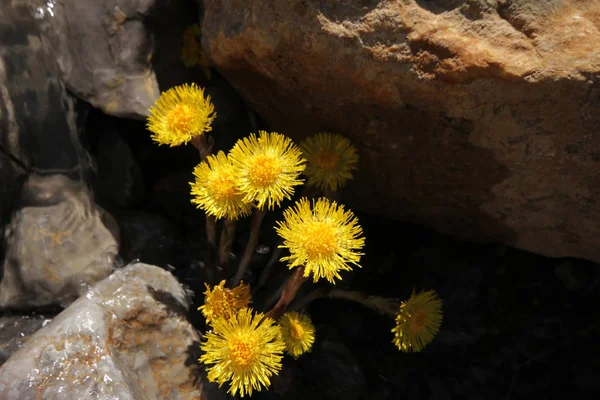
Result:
[290, 288, 399, 318]
[204, 216, 218, 285]
[190, 134, 218, 284]
[327, 289, 399, 318]
[265, 266, 308, 321]
[218, 218, 236, 281]
[231, 208, 266, 286]
[190, 134, 214, 162]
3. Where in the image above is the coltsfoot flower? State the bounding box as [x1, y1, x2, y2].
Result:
[392, 289, 443, 353]
[190, 151, 253, 220]
[228, 131, 306, 210]
[278, 312, 316, 359]
[199, 280, 252, 324]
[275, 197, 365, 284]
[300, 132, 359, 192]
[147, 83, 216, 147]
[200, 308, 285, 397]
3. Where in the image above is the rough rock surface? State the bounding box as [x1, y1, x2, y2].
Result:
[0, 2, 89, 173]
[201, 0, 600, 262]
[0, 263, 202, 400]
[21, 0, 162, 119]
[0, 174, 119, 309]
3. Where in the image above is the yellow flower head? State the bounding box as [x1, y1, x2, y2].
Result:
[228, 131, 306, 210]
[278, 311, 316, 359]
[190, 151, 253, 220]
[199, 280, 252, 324]
[180, 24, 212, 79]
[200, 308, 285, 397]
[392, 289, 443, 353]
[300, 132, 359, 192]
[275, 197, 365, 284]
[147, 83, 216, 147]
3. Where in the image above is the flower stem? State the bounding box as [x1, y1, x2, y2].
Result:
[190, 134, 214, 161]
[190, 134, 218, 284]
[265, 266, 308, 320]
[327, 289, 399, 318]
[231, 208, 266, 286]
[218, 218, 236, 281]
[204, 215, 218, 285]
[290, 288, 399, 318]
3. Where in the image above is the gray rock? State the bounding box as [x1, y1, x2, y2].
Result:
[0, 174, 120, 308]
[0, 3, 89, 174]
[25, 0, 162, 119]
[0, 262, 202, 400]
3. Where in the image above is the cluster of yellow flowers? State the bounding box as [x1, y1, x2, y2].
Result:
[199, 282, 316, 397]
[146, 80, 443, 397]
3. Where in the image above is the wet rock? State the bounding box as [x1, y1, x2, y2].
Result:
[201, 0, 600, 263]
[28, 0, 161, 119]
[0, 314, 52, 365]
[0, 262, 202, 399]
[0, 174, 119, 309]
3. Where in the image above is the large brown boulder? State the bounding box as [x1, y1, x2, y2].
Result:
[201, 0, 600, 262]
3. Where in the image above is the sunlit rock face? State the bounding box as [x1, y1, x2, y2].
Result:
[0, 263, 202, 400]
[17, 0, 162, 119]
[200, 0, 600, 263]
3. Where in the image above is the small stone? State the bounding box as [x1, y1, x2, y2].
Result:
[256, 244, 270, 255]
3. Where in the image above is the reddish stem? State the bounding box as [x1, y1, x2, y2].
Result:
[265, 266, 308, 321]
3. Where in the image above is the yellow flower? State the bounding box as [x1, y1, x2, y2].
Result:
[146, 83, 216, 147]
[228, 131, 306, 210]
[300, 132, 359, 192]
[199, 280, 252, 324]
[278, 312, 316, 359]
[392, 289, 443, 353]
[190, 151, 253, 220]
[275, 197, 365, 284]
[200, 308, 285, 397]
[180, 23, 212, 79]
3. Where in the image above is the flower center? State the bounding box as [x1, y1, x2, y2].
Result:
[289, 322, 305, 340]
[209, 290, 235, 319]
[409, 310, 426, 332]
[212, 175, 237, 201]
[314, 151, 338, 171]
[249, 155, 281, 187]
[166, 103, 195, 134]
[303, 221, 337, 259]
[230, 336, 256, 368]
